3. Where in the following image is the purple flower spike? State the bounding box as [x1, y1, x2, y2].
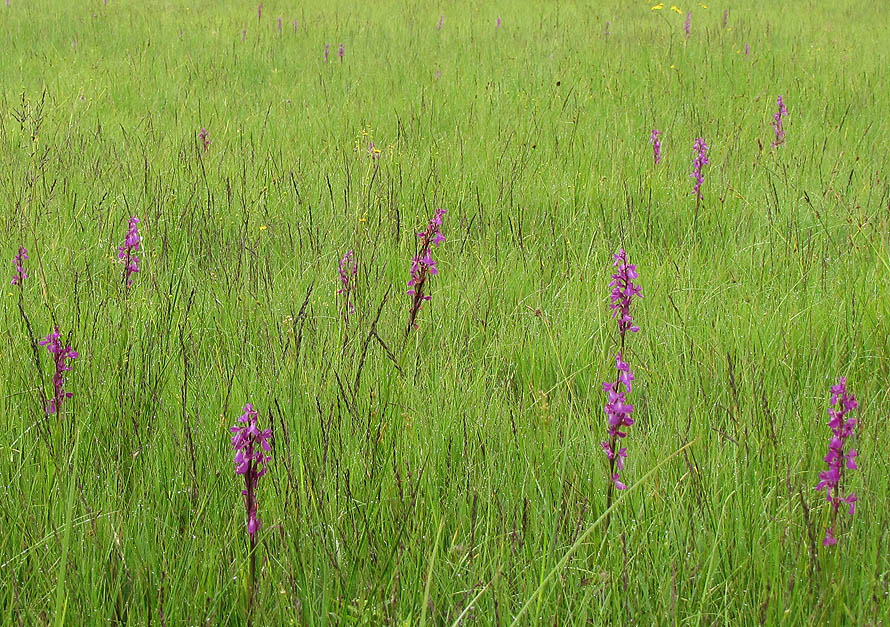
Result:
[690, 137, 709, 201]
[230, 403, 272, 538]
[722, 8, 729, 27]
[337, 250, 357, 319]
[816, 378, 859, 546]
[11, 246, 28, 286]
[602, 250, 642, 492]
[496, 17, 502, 28]
[684, 12, 691, 38]
[117, 216, 141, 288]
[437, 15, 444, 31]
[256, 3, 261, 19]
[338, 43, 345, 60]
[649, 129, 662, 165]
[324, 43, 330, 62]
[771, 95, 788, 148]
[744, 43, 750, 56]
[604, 21, 610, 37]
[293, 19, 298, 33]
[199, 127, 210, 152]
[406, 208, 446, 332]
[608, 249, 643, 339]
[277, 16, 282, 33]
[39, 326, 78, 415]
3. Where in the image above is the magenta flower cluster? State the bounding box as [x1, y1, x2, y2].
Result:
[602, 249, 642, 491]
[39, 326, 78, 415]
[771, 95, 788, 148]
[602, 354, 636, 490]
[118, 216, 141, 288]
[649, 129, 662, 165]
[684, 12, 691, 37]
[690, 137, 709, 200]
[230, 403, 272, 537]
[608, 249, 642, 337]
[199, 128, 210, 152]
[816, 377, 859, 546]
[338, 43, 345, 60]
[406, 208, 446, 330]
[11, 246, 28, 286]
[337, 250, 357, 317]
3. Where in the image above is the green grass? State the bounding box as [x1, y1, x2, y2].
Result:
[2, 0, 889, 623]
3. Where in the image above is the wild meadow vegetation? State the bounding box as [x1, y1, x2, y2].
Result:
[2, 0, 889, 623]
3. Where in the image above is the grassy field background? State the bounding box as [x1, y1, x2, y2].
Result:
[2, 0, 889, 623]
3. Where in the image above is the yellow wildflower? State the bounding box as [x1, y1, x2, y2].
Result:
[651, 2, 664, 9]
[671, 5, 682, 13]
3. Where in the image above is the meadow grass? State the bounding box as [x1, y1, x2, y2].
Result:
[2, 0, 889, 623]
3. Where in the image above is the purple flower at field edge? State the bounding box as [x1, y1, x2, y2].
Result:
[649, 129, 662, 165]
[118, 216, 141, 287]
[771, 95, 788, 148]
[816, 377, 859, 546]
[690, 137, 709, 200]
[230, 403, 272, 538]
[38, 326, 78, 415]
[11, 246, 28, 286]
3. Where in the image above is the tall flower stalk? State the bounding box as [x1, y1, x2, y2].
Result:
[11, 246, 28, 287]
[690, 137, 709, 206]
[602, 249, 642, 504]
[337, 250, 357, 320]
[649, 129, 662, 165]
[199, 127, 210, 152]
[39, 326, 78, 415]
[684, 12, 691, 38]
[816, 378, 859, 546]
[771, 95, 788, 148]
[406, 208, 446, 335]
[118, 216, 141, 288]
[230, 403, 272, 616]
